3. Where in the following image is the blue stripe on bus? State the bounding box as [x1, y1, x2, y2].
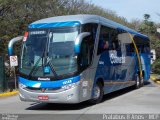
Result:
[19, 75, 80, 88]
[28, 21, 81, 29]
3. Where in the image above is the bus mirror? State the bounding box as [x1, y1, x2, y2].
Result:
[74, 32, 90, 53]
[8, 36, 23, 56]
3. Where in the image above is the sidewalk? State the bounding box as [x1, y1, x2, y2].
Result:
[0, 91, 19, 97]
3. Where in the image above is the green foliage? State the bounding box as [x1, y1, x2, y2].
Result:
[150, 35, 160, 56]
[0, 0, 133, 57]
[139, 14, 157, 34]
[144, 14, 150, 20]
[151, 59, 160, 74]
[131, 14, 160, 74]
[0, 1, 160, 75]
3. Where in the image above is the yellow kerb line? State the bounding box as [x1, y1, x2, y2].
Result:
[0, 91, 19, 97]
[128, 33, 143, 78]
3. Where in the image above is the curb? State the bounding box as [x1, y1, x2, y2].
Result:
[155, 80, 160, 85]
[150, 75, 160, 85]
[0, 91, 19, 97]
[150, 76, 157, 81]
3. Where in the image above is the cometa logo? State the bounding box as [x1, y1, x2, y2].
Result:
[109, 50, 125, 64]
[38, 77, 50, 81]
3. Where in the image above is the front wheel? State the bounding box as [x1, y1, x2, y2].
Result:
[89, 82, 104, 104]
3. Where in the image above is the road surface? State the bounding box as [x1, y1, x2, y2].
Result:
[0, 80, 160, 120]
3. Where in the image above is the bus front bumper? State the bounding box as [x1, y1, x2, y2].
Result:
[19, 84, 81, 103]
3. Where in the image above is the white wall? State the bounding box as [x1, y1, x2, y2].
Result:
[151, 49, 156, 64]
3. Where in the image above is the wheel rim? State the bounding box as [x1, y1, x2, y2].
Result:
[137, 76, 140, 86]
[93, 86, 100, 99]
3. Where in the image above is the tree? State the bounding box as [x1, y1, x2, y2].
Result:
[139, 14, 156, 34]
[0, 0, 133, 57]
[144, 14, 150, 21]
[130, 19, 142, 31]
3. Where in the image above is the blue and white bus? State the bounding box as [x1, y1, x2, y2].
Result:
[14, 15, 150, 104]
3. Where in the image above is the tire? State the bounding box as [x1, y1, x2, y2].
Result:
[140, 77, 144, 87]
[135, 75, 140, 89]
[89, 82, 104, 104]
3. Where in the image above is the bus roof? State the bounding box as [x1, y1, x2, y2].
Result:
[29, 14, 148, 39]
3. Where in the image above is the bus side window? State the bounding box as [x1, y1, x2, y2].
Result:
[128, 44, 135, 53]
[144, 45, 150, 53]
[133, 36, 150, 54]
[97, 26, 110, 55]
[110, 31, 121, 51]
[136, 44, 142, 53]
[79, 23, 98, 69]
[79, 36, 93, 69]
[79, 40, 88, 67]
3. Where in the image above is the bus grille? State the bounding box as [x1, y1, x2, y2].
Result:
[24, 87, 62, 93]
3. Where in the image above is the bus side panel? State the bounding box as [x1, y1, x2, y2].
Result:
[91, 51, 114, 95]
[78, 68, 92, 102]
[141, 53, 151, 81]
[78, 55, 101, 102]
[120, 53, 137, 89]
[93, 50, 137, 95]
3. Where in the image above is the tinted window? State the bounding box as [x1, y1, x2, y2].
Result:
[133, 36, 150, 53]
[97, 26, 121, 55]
[78, 23, 98, 70]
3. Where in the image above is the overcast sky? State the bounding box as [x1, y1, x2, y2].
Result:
[86, 0, 160, 23]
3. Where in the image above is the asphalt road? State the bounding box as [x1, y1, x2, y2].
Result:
[0, 80, 160, 120]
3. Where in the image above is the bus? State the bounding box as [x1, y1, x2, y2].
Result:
[12, 14, 150, 104]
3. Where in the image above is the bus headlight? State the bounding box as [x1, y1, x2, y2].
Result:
[61, 82, 78, 90]
[19, 83, 27, 89]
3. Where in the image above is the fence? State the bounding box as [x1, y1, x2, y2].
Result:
[0, 56, 6, 92]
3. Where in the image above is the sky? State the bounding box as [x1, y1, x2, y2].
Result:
[86, 0, 160, 23]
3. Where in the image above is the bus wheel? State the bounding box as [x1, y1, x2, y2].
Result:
[140, 77, 144, 87]
[89, 82, 104, 104]
[135, 75, 140, 89]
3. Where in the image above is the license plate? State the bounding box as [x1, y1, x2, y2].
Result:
[38, 96, 49, 100]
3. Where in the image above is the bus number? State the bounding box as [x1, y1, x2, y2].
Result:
[63, 80, 72, 85]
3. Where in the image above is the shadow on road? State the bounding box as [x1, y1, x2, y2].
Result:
[26, 81, 153, 111]
[26, 101, 92, 111]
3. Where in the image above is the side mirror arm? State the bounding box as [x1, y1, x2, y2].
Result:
[8, 36, 23, 56]
[74, 32, 90, 53]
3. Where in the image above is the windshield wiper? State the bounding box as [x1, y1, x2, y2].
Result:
[27, 52, 58, 80]
[47, 59, 58, 78]
[27, 55, 58, 80]
[27, 53, 44, 79]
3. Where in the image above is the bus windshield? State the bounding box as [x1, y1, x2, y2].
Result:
[20, 28, 79, 78]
